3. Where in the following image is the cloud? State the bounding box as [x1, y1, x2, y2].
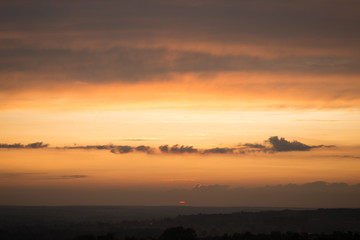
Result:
[110, 145, 155, 154]
[64, 144, 154, 154]
[0, 143, 24, 148]
[1, 0, 358, 48]
[1, 0, 360, 111]
[63, 145, 113, 150]
[0, 172, 45, 178]
[59, 175, 88, 179]
[159, 145, 198, 153]
[0, 172, 88, 180]
[158, 145, 169, 153]
[192, 184, 230, 191]
[0, 142, 49, 148]
[334, 155, 360, 159]
[242, 143, 266, 149]
[266, 136, 336, 152]
[121, 139, 151, 142]
[267, 136, 312, 152]
[203, 147, 234, 154]
[1, 45, 359, 89]
[170, 145, 198, 154]
[134, 145, 153, 153]
[0, 137, 334, 155]
[25, 142, 49, 148]
[110, 145, 133, 154]
[0, 1, 359, 89]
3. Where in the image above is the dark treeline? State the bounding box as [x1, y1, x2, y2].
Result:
[2, 226, 359, 240]
[72, 227, 360, 240]
[1, 208, 360, 240]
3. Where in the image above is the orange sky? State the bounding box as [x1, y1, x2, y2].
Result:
[0, 0, 360, 206]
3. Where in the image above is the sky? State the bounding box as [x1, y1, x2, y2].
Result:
[0, 0, 360, 207]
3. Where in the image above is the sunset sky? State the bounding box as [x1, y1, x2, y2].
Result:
[1, 0, 360, 207]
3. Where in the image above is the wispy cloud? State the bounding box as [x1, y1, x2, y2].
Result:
[57, 175, 88, 179]
[0, 172, 89, 180]
[333, 155, 360, 159]
[120, 138, 156, 142]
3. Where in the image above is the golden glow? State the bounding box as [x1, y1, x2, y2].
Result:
[1, 148, 360, 190]
[1, 73, 360, 111]
[1, 109, 360, 147]
[1, 0, 360, 207]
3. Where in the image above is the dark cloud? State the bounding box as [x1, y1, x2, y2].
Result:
[159, 145, 235, 154]
[134, 145, 154, 153]
[203, 147, 234, 154]
[159, 145, 198, 153]
[267, 136, 312, 152]
[63, 144, 153, 154]
[242, 143, 266, 149]
[0, 45, 359, 88]
[159, 145, 169, 153]
[0, 0, 360, 90]
[1, 0, 359, 45]
[25, 142, 49, 148]
[0, 143, 24, 148]
[169, 145, 198, 154]
[265, 137, 336, 152]
[0, 137, 334, 154]
[311, 144, 336, 149]
[63, 145, 113, 150]
[110, 145, 133, 154]
[109, 145, 155, 154]
[66, 139, 314, 154]
[0, 142, 49, 148]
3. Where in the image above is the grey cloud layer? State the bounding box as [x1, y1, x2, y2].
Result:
[0, 0, 359, 89]
[1, 45, 358, 87]
[1, 0, 359, 45]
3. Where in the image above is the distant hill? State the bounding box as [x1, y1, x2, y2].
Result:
[0, 207, 359, 240]
[150, 208, 360, 235]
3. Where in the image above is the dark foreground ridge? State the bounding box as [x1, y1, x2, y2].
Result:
[0, 207, 359, 240]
